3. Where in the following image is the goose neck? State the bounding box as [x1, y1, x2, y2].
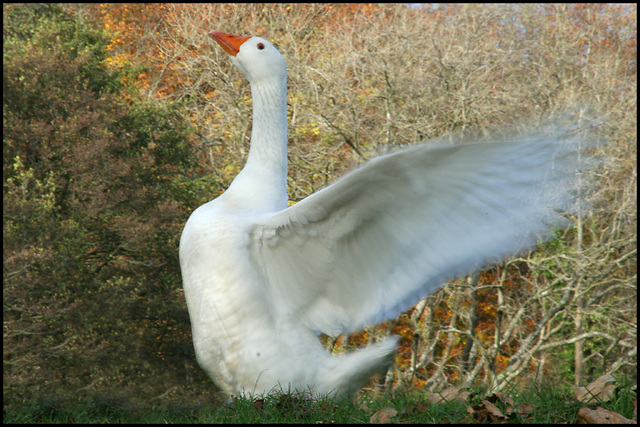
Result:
[247, 78, 288, 168]
[230, 77, 288, 212]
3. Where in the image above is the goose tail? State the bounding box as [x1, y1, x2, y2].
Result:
[318, 336, 398, 397]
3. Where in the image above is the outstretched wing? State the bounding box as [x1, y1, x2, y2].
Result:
[249, 130, 593, 336]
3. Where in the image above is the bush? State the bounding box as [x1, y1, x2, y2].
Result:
[3, 3, 208, 400]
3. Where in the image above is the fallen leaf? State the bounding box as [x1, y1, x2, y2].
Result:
[354, 401, 370, 411]
[467, 404, 488, 423]
[575, 374, 618, 404]
[398, 400, 431, 417]
[427, 385, 471, 404]
[516, 402, 535, 415]
[482, 399, 509, 422]
[370, 407, 398, 424]
[578, 407, 636, 424]
[492, 392, 516, 407]
[467, 400, 509, 423]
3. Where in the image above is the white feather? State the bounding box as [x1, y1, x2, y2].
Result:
[251, 134, 585, 336]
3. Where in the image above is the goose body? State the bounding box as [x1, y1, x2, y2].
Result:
[179, 31, 591, 397]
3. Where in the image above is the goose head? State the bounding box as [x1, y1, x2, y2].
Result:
[209, 31, 286, 85]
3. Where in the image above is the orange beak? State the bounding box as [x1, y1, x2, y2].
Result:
[209, 31, 251, 57]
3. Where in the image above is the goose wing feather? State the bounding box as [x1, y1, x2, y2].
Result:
[250, 132, 588, 336]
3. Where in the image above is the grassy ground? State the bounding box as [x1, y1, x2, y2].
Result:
[4, 382, 636, 423]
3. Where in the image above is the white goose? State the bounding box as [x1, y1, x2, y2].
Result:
[180, 31, 591, 398]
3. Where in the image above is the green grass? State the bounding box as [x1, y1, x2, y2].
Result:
[4, 382, 636, 423]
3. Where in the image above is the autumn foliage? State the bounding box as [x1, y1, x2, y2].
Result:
[3, 3, 636, 405]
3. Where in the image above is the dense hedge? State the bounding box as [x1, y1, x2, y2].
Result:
[3, 3, 212, 401]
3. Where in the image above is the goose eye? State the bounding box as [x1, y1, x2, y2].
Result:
[257, 43, 265, 50]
